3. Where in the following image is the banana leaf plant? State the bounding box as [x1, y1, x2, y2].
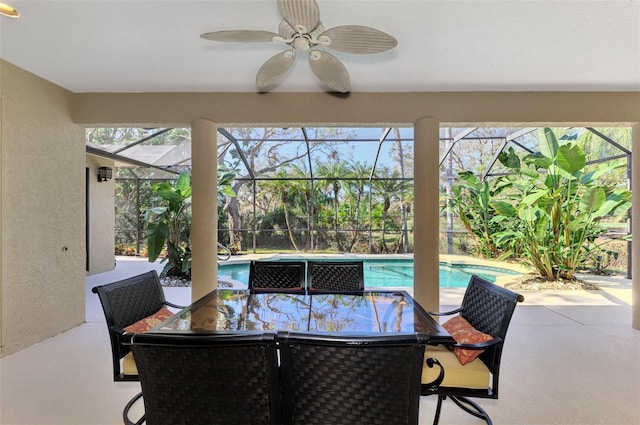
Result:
[446, 171, 509, 258]
[145, 168, 236, 279]
[145, 171, 192, 278]
[492, 128, 631, 281]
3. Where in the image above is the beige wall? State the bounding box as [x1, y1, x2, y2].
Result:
[85, 155, 115, 275]
[0, 60, 85, 357]
[72, 91, 640, 127]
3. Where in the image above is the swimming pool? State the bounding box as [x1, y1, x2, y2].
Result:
[218, 259, 520, 288]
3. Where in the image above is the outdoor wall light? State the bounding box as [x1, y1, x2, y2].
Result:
[97, 167, 113, 182]
[0, 2, 19, 18]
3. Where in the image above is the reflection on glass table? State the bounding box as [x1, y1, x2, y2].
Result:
[151, 290, 454, 345]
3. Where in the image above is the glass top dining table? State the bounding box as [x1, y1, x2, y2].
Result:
[150, 290, 455, 345]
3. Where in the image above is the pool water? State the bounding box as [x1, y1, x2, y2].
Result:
[218, 259, 520, 288]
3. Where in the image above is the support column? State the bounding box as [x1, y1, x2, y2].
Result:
[191, 118, 218, 302]
[632, 123, 639, 330]
[414, 117, 441, 313]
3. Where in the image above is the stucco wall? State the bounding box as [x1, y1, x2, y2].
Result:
[0, 60, 85, 357]
[85, 155, 115, 275]
[72, 91, 640, 127]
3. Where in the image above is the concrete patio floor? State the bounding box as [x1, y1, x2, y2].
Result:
[1, 256, 638, 425]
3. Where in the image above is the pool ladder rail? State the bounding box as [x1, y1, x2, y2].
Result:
[217, 242, 231, 262]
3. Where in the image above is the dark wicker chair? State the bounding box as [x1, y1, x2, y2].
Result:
[91, 270, 185, 423]
[128, 333, 281, 425]
[306, 260, 364, 292]
[278, 332, 425, 425]
[422, 275, 524, 425]
[248, 260, 306, 292]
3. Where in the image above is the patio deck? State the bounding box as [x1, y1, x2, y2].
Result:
[1, 256, 638, 425]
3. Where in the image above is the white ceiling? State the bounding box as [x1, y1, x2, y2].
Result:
[1, 0, 639, 93]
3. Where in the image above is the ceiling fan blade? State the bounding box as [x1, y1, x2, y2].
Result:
[277, 0, 320, 33]
[278, 20, 296, 39]
[308, 50, 350, 93]
[200, 30, 278, 43]
[320, 25, 398, 54]
[256, 51, 296, 89]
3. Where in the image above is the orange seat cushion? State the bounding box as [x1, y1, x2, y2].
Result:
[123, 306, 174, 333]
[442, 315, 493, 365]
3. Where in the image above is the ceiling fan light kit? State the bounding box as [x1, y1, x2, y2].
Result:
[200, 0, 397, 93]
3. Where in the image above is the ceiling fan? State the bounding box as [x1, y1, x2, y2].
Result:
[200, 0, 397, 93]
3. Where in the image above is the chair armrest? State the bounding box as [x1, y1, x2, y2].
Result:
[163, 300, 187, 309]
[109, 325, 127, 335]
[422, 357, 445, 390]
[120, 332, 137, 345]
[427, 307, 462, 317]
[451, 336, 503, 350]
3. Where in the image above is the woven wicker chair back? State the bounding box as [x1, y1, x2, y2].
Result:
[279, 334, 424, 425]
[131, 334, 280, 425]
[248, 261, 306, 291]
[307, 261, 364, 291]
[460, 276, 524, 377]
[91, 271, 168, 381]
[104, 276, 165, 328]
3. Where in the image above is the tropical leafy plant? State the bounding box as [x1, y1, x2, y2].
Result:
[145, 171, 193, 278]
[146, 167, 236, 278]
[446, 171, 508, 258]
[491, 128, 631, 280]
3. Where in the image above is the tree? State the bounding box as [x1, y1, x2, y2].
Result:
[391, 127, 412, 253]
[316, 160, 351, 251]
[287, 164, 315, 251]
[371, 168, 409, 253]
[219, 128, 311, 251]
[343, 161, 371, 252]
[261, 168, 301, 251]
[114, 175, 156, 251]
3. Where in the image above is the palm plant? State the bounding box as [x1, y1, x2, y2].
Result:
[371, 168, 408, 253]
[287, 164, 314, 251]
[344, 161, 371, 251]
[261, 168, 300, 251]
[316, 160, 351, 251]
